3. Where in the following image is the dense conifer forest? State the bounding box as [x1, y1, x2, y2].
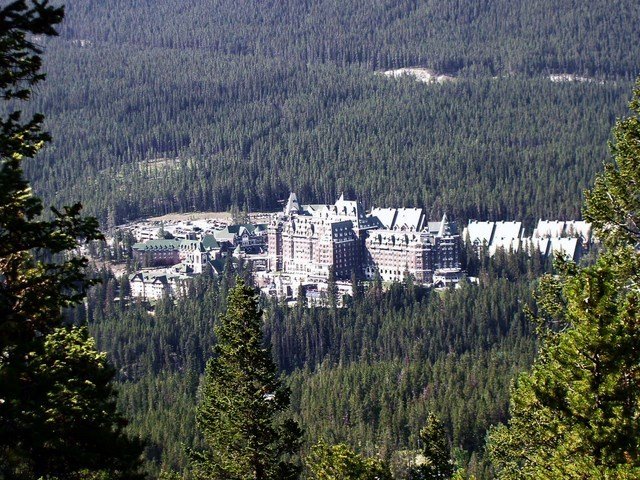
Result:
[8, 1, 640, 478]
[22, 0, 640, 224]
[78, 252, 542, 476]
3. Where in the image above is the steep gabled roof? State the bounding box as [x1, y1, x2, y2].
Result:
[396, 208, 425, 231]
[533, 220, 565, 238]
[463, 220, 495, 245]
[489, 237, 521, 256]
[371, 208, 397, 229]
[550, 237, 581, 261]
[493, 221, 523, 241]
[564, 221, 591, 240]
[214, 227, 238, 242]
[201, 235, 220, 250]
[284, 192, 300, 215]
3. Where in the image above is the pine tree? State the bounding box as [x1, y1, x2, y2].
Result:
[191, 278, 301, 480]
[0, 2, 145, 477]
[584, 78, 640, 249]
[408, 413, 455, 480]
[0, 0, 101, 355]
[488, 79, 640, 479]
[487, 253, 640, 478]
[305, 441, 392, 480]
[4, 326, 146, 479]
[325, 265, 338, 309]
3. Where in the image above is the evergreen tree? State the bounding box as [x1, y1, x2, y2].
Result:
[488, 253, 640, 478]
[0, 0, 100, 353]
[408, 413, 455, 480]
[191, 278, 301, 480]
[305, 441, 392, 480]
[325, 265, 338, 309]
[584, 78, 640, 249]
[0, 2, 145, 477]
[488, 79, 640, 478]
[3, 326, 146, 479]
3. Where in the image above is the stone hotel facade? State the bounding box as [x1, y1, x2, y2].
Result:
[268, 193, 461, 284]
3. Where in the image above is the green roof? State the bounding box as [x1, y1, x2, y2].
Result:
[201, 235, 220, 250]
[214, 228, 237, 242]
[132, 239, 181, 251]
[133, 237, 223, 253]
[215, 224, 265, 241]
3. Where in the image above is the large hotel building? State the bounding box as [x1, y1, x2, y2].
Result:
[268, 193, 461, 284]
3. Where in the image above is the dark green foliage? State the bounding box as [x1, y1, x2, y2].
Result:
[2, 326, 146, 479]
[190, 279, 302, 480]
[0, 0, 63, 100]
[9, 1, 636, 224]
[488, 80, 640, 479]
[306, 441, 392, 480]
[0, 2, 144, 477]
[266, 278, 533, 374]
[86, 259, 539, 477]
[52, 0, 640, 76]
[0, 0, 100, 354]
[584, 79, 640, 249]
[288, 344, 531, 468]
[488, 253, 640, 478]
[85, 273, 226, 474]
[30, 61, 632, 225]
[407, 413, 454, 480]
[9, 2, 640, 478]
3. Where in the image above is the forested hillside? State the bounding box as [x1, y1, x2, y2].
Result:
[58, 0, 640, 76]
[19, 1, 640, 476]
[83, 253, 541, 477]
[23, 0, 640, 224]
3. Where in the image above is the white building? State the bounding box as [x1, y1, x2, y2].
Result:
[129, 269, 191, 301]
[267, 193, 462, 290]
[465, 219, 591, 262]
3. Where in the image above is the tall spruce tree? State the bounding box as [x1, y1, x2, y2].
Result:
[0, 0, 96, 350]
[191, 278, 301, 480]
[584, 78, 640, 249]
[5, 326, 146, 479]
[408, 413, 455, 480]
[487, 80, 640, 478]
[0, 1, 145, 477]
